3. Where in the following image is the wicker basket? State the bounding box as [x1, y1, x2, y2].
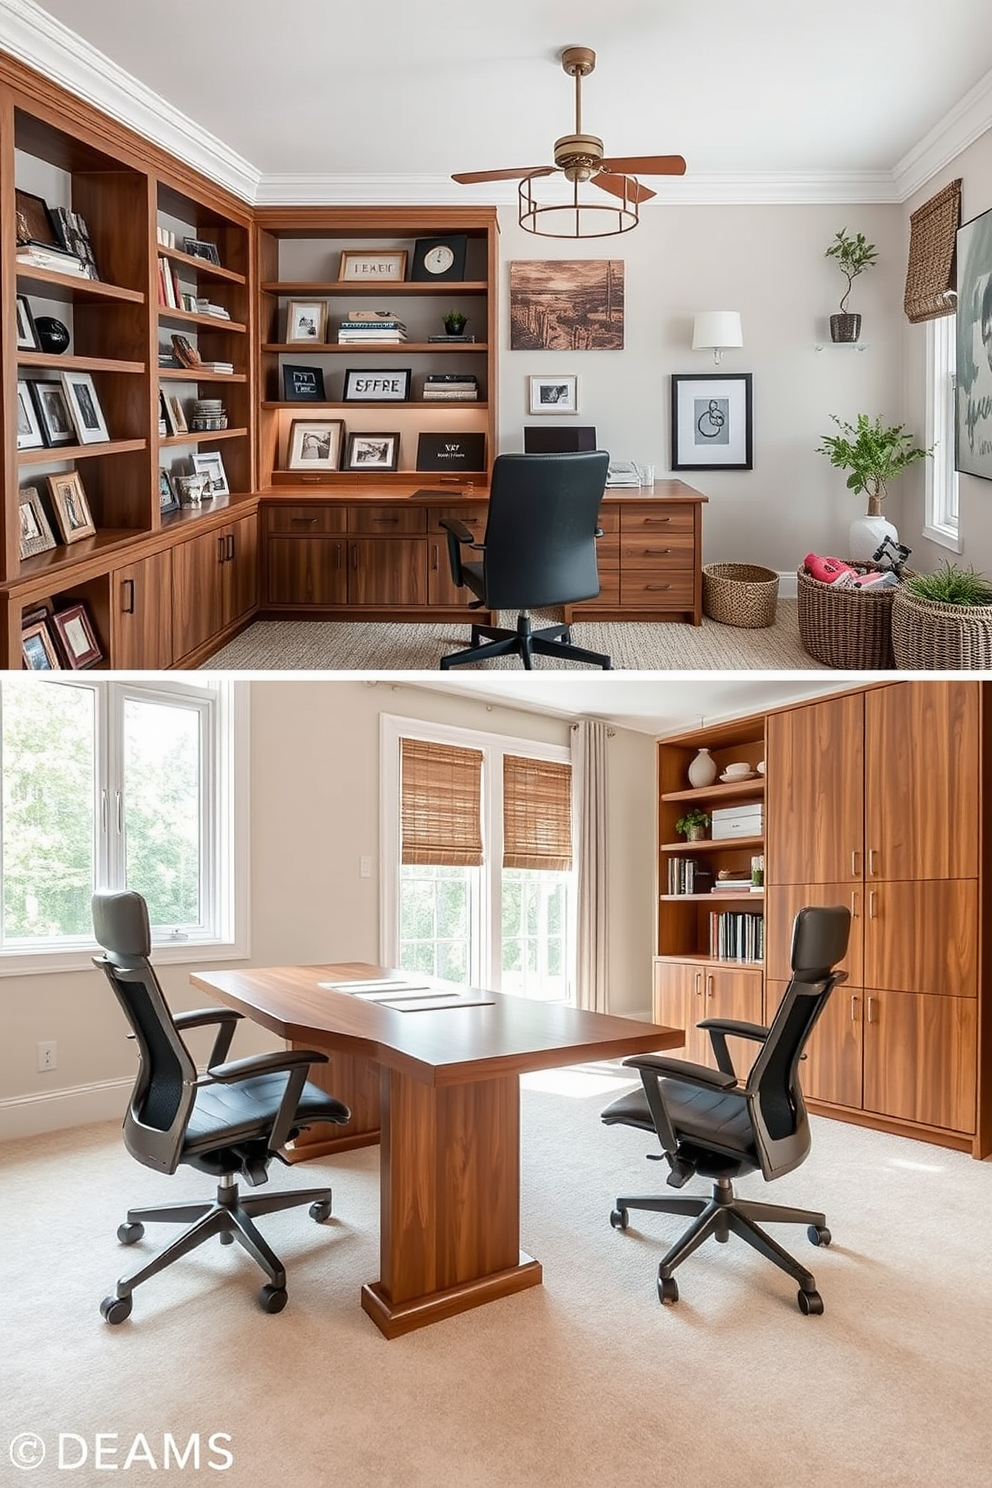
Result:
[796, 561, 905, 670]
[702, 563, 779, 628]
[891, 587, 992, 669]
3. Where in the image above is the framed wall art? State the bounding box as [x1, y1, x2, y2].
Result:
[671, 373, 753, 471]
[529, 374, 578, 414]
[47, 469, 96, 543]
[60, 371, 109, 443]
[338, 249, 408, 282]
[283, 364, 327, 402]
[509, 259, 624, 351]
[31, 381, 76, 447]
[191, 451, 230, 497]
[15, 380, 44, 451]
[286, 300, 328, 343]
[956, 204, 992, 481]
[342, 368, 411, 402]
[344, 432, 400, 471]
[286, 419, 345, 471]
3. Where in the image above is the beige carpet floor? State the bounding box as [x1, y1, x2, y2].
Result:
[203, 599, 833, 671]
[4, 1070, 990, 1488]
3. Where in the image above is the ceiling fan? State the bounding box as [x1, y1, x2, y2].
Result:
[452, 46, 686, 208]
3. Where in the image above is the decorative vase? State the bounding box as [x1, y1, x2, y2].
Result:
[687, 747, 717, 788]
[849, 513, 898, 562]
[830, 313, 861, 343]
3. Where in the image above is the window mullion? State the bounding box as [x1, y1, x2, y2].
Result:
[98, 682, 122, 889]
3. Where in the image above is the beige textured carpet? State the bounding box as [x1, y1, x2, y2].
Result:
[4, 1072, 989, 1488]
[203, 599, 832, 671]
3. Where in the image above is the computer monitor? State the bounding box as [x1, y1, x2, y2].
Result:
[523, 425, 598, 454]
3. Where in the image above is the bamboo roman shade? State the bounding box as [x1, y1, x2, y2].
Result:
[400, 738, 484, 866]
[904, 178, 962, 323]
[503, 755, 573, 872]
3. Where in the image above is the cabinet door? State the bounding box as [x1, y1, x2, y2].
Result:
[112, 551, 173, 669]
[172, 529, 226, 659]
[267, 536, 347, 606]
[766, 692, 865, 885]
[863, 990, 977, 1133]
[427, 505, 487, 606]
[767, 976, 864, 1110]
[698, 964, 764, 1076]
[652, 961, 695, 1056]
[865, 682, 979, 881]
[349, 539, 427, 606]
[224, 514, 257, 626]
[765, 883, 863, 987]
[864, 880, 978, 997]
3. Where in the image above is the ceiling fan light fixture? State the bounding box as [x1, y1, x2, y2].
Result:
[518, 172, 639, 240]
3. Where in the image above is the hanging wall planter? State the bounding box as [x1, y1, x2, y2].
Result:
[825, 228, 877, 343]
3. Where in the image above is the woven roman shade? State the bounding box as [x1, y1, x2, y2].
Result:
[503, 755, 573, 872]
[400, 738, 483, 866]
[904, 178, 962, 323]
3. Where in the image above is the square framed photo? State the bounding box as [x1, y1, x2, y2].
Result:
[52, 603, 103, 669]
[286, 419, 345, 471]
[191, 450, 230, 497]
[159, 468, 180, 514]
[15, 380, 44, 451]
[47, 470, 96, 544]
[344, 432, 400, 471]
[31, 381, 76, 447]
[529, 374, 578, 415]
[338, 249, 408, 283]
[15, 188, 59, 248]
[410, 235, 468, 283]
[18, 486, 58, 559]
[286, 300, 328, 343]
[671, 373, 753, 471]
[342, 368, 411, 402]
[183, 237, 222, 266]
[283, 363, 327, 402]
[16, 295, 39, 350]
[22, 619, 62, 671]
[60, 371, 110, 444]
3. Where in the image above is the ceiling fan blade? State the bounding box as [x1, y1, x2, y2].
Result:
[451, 166, 553, 184]
[599, 154, 687, 177]
[593, 172, 657, 205]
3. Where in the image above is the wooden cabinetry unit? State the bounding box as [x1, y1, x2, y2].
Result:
[171, 511, 257, 663]
[570, 488, 707, 625]
[111, 550, 174, 669]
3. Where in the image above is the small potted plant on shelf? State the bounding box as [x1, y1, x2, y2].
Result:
[892, 562, 992, 669]
[442, 310, 467, 336]
[675, 808, 710, 842]
[825, 228, 878, 343]
[817, 413, 931, 560]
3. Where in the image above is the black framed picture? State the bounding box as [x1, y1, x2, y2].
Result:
[183, 237, 222, 265]
[956, 205, 992, 481]
[344, 432, 400, 471]
[15, 295, 38, 351]
[159, 469, 180, 514]
[283, 364, 327, 402]
[14, 189, 59, 248]
[410, 235, 468, 283]
[342, 368, 411, 402]
[670, 373, 753, 471]
[416, 432, 486, 472]
[30, 381, 76, 448]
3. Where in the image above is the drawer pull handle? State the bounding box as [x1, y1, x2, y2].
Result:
[300, 476, 321, 484]
[868, 848, 878, 875]
[217, 536, 226, 564]
[291, 517, 318, 527]
[851, 994, 859, 1023]
[851, 849, 860, 877]
[642, 516, 672, 524]
[866, 996, 876, 1025]
[646, 584, 672, 591]
[121, 579, 135, 615]
[371, 517, 400, 524]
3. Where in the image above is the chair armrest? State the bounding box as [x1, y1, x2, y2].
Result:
[622, 1053, 738, 1091]
[438, 516, 483, 548]
[206, 1049, 331, 1154]
[695, 1017, 769, 1077]
[174, 1007, 242, 1068]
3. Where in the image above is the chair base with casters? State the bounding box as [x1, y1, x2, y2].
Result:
[101, 1172, 336, 1324]
[439, 609, 612, 671]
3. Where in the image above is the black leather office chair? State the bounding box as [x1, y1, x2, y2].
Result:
[602, 905, 851, 1314]
[439, 450, 612, 670]
[92, 889, 351, 1323]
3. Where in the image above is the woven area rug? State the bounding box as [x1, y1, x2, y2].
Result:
[203, 599, 831, 671]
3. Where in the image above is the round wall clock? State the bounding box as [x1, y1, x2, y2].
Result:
[423, 244, 455, 275]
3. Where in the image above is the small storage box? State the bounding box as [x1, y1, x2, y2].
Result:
[711, 804, 763, 839]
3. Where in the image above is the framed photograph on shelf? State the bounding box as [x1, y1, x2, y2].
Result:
[416, 432, 486, 472]
[410, 235, 468, 283]
[15, 380, 44, 450]
[344, 432, 400, 471]
[18, 486, 58, 559]
[183, 237, 222, 266]
[342, 368, 411, 402]
[283, 364, 327, 402]
[286, 418, 345, 471]
[159, 469, 180, 514]
[338, 249, 408, 283]
[14, 188, 58, 248]
[191, 451, 230, 497]
[167, 395, 188, 434]
[21, 619, 62, 671]
[285, 300, 328, 344]
[528, 374, 578, 414]
[31, 381, 76, 447]
[52, 603, 103, 669]
[671, 372, 753, 471]
[16, 295, 38, 350]
[47, 469, 96, 544]
[60, 371, 110, 444]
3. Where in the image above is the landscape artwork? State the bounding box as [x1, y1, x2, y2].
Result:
[956, 204, 992, 481]
[509, 260, 624, 351]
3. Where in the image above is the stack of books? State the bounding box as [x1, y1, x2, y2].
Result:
[427, 333, 476, 343]
[16, 242, 90, 277]
[423, 373, 479, 401]
[337, 311, 407, 343]
[195, 298, 231, 320]
[158, 256, 190, 310]
[710, 876, 757, 894]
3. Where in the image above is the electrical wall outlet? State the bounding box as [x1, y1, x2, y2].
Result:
[359, 856, 372, 879]
[37, 1040, 57, 1072]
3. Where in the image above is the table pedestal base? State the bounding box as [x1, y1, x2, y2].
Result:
[361, 1253, 542, 1338]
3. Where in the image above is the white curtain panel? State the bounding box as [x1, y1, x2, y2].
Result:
[573, 719, 610, 1013]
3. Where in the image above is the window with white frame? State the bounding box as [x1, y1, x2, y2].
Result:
[924, 312, 960, 549]
[381, 716, 575, 1002]
[0, 676, 246, 967]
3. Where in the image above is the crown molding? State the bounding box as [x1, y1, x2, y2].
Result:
[0, 0, 260, 202]
[892, 66, 992, 202]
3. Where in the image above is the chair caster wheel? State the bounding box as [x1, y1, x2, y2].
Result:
[309, 1199, 333, 1224]
[807, 1225, 831, 1247]
[609, 1207, 628, 1230]
[658, 1275, 679, 1305]
[798, 1288, 824, 1315]
[117, 1222, 144, 1245]
[258, 1285, 288, 1314]
[100, 1294, 132, 1324]
[219, 1231, 234, 1244]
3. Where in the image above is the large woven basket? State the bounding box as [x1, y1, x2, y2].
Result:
[702, 563, 779, 629]
[891, 587, 992, 669]
[797, 561, 905, 669]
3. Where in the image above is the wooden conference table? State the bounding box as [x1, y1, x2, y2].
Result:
[191, 962, 683, 1337]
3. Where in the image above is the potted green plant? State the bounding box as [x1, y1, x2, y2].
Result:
[442, 310, 467, 336]
[817, 413, 931, 560]
[825, 228, 878, 343]
[675, 808, 710, 842]
[892, 562, 992, 669]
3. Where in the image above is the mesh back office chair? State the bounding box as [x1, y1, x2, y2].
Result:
[602, 905, 851, 1314]
[92, 889, 350, 1323]
[439, 450, 612, 670]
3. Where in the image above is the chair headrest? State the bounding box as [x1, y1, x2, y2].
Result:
[92, 890, 151, 968]
[790, 905, 851, 980]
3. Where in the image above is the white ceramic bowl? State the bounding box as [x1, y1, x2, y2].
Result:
[724, 762, 751, 778]
[756, 761, 766, 775]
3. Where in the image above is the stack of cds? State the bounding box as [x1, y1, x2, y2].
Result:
[190, 398, 227, 432]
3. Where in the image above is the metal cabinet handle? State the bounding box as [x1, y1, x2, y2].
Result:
[430, 545, 439, 571]
[868, 891, 877, 919]
[299, 476, 321, 484]
[217, 536, 226, 564]
[851, 849, 860, 878]
[641, 548, 673, 556]
[351, 545, 359, 570]
[335, 543, 342, 570]
[646, 584, 672, 591]
[706, 974, 714, 999]
[868, 848, 878, 876]
[642, 516, 672, 524]
[121, 579, 135, 615]
[851, 994, 859, 1023]
[850, 891, 859, 919]
[227, 534, 235, 561]
[866, 996, 876, 1025]
[371, 516, 399, 524]
[694, 972, 702, 997]
[290, 516, 318, 527]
